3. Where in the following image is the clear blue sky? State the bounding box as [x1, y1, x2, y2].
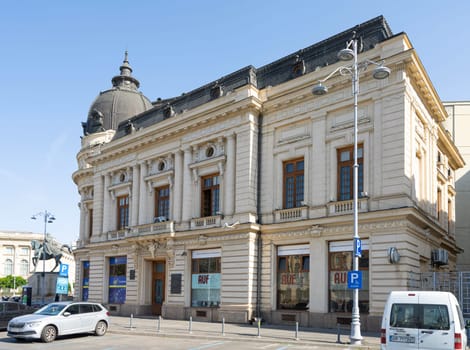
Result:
[1, 0, 469, 245]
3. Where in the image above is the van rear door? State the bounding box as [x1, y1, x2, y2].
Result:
[388, 300, 420, 348]
[417, 293, 454, 350]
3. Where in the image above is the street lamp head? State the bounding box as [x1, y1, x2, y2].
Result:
[337, 48, 354, 61]
[373, 65, 391, 80]
[31, 216, 37, 220]
[312, 83, 328, 96]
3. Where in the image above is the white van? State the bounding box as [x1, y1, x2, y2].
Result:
[381, 291, 467, 350]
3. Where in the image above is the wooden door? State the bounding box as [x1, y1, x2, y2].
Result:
[151, 261, 165, 315]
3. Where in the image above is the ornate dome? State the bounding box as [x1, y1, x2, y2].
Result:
[82, 52, 153, 135]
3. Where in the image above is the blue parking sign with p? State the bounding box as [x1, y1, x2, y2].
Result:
[347, 270, 362, 289]
[59, 263, 69, 277]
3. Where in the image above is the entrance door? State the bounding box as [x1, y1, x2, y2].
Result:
[152, 261, 165, 315]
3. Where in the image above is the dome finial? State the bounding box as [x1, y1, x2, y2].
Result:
[123, 50, 129, 64]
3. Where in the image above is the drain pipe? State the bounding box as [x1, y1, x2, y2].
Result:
[255, 112, 263, 320]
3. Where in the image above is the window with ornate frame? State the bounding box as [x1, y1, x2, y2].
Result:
[283, 158, 304, 209]
[155, 185, 170, 220]
[337, 145, 363, 201]
[117, 195, 129, 230]
[201, 174, 220, 217]
[4, 259, 13, 275]
[19, 259, 29, 275]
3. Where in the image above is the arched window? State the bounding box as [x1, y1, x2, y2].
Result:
[20, 259, 29, 275]
[4, 259, 13, 275]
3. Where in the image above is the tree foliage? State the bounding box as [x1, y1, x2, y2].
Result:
[0, 275, 27, 289]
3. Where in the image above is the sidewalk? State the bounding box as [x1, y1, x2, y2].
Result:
[108, 315, 381, 349]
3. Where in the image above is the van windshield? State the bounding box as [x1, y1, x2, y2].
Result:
[390, 303, 450, 330]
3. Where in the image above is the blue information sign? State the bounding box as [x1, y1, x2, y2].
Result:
[56, 276, 69, 294]
[347, 270, 362, 289]
[354, 238, 362, 257]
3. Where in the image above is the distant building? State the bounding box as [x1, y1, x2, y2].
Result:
[443, 101, 470, 270]
[73, 16, 464, 331]
[0, 231, 75, 295]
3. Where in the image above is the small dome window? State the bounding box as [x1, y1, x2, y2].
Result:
[119, 173, 126, 182]
[205, 146, 215, 158]
[157, 161, 166, 172]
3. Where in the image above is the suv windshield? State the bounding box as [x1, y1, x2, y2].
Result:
[35, 304, 67, 316]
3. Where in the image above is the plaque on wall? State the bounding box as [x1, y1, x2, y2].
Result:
[171, 273, 182, 294]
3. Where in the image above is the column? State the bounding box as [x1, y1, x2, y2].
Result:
[224, 134, 236, 216]
[181, 147, 193, 222]
[138, 162, 148, 224]
[173, 150, 183, 222]
[102, 173, 111, 233]
[93, 174, 104, 236]
[131, 164, 140, 227]
[79, 199, 86, 242]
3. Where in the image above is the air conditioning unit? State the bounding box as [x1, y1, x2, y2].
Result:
[431, 249, 449, 266]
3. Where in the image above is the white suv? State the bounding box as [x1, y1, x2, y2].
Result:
[7, 301, 109, 343]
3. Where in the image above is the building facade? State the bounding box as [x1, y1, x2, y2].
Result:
[0, 231, 75, 294]
[72, 16, 464, 331]
[443, 101, 470, 270]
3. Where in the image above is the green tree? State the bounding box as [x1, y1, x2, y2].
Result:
[0, 275, 27, 289]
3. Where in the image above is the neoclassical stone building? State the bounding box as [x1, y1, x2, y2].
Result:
[72, 16, 464, 331]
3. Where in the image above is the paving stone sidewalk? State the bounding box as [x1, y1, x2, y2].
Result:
[108, 316, 381, 349]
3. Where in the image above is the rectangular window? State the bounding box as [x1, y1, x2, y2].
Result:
[109, 256, 126, 304]
[191, 249, 221, 307]
[277, 244, 309, 310]
[201, 174, 220, 217]
[88, 208, 93, 238]
[4, 246, 13, 255]
[329, 240, 369, 313]
[117, 195, 129, 230]
[283, 158, 304, 209]
[82, 261, 90, 301]
[20, 247, 29, 255]
[155, 185, 170, 220]
[390, 303, 450, 330]
[337, 145, 363, 201]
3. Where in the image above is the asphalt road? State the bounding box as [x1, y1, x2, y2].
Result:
[0, 331, 372, 349]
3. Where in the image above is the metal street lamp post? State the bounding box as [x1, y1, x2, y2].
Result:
[312, 33, 390, 345]
[31, 210, 55, 305]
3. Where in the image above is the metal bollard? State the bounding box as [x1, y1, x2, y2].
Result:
[257, 318, 261, 338]
[130, 314, 134, 329]
[295, 321, 299, 341]
[222, 317, 225, 336]
[157, 315, 161, 333]
[189, 316, 193, 334]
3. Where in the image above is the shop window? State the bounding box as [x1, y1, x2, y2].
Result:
[329, 240, 369, 313]
[283, 158, 304, 209]
[109, 256, 126, 304]
[337, 145, 363, 201]
[191, 249, 221, 307]
[201, 174, 220, 217]
[82, 261, 90, 301]
[277, 244, 309, 310]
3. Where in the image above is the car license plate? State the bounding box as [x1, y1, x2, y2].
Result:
[390, 335, 415, 343]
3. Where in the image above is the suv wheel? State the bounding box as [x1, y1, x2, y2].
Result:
[41, 325, 57, 342]
[95, 320, 107, 336]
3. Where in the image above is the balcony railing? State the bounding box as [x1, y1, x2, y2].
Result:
[107, 221, 175, 241]
[327, 198, 368, 216]
[191, 215, 222, 229]
[274, 206, 308, 222]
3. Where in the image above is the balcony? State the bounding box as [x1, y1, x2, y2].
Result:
[107, 221, 175, 241]
[274, 206, 308, 222]
[191, 215, 222, 229]
[327, 198, 369, 216]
